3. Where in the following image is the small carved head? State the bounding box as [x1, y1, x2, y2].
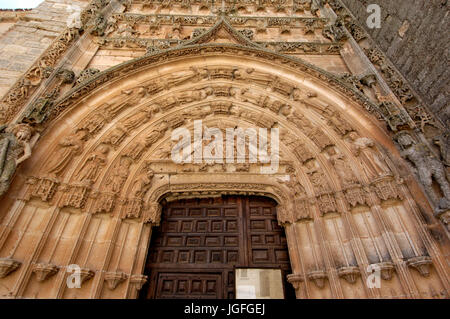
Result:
[12, 124, 33, 142]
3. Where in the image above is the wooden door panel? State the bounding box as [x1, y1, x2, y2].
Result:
[141, 196, 293, 299]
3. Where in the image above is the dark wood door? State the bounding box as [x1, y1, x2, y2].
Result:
[140, 196, 294, 299]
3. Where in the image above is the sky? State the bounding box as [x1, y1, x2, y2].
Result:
[0, 0, 44, 9]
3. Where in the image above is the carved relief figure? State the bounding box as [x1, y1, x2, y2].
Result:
[0, 124, 34, 195]
[328, 148, 358, 187]
[121, 106, 153, 132]
[145, 122, 169, 147]
[45, 130, 88, 178]
[305, 160, 331, 194]
[396, 132, 450, 210]
[348, 132, 391, 179]
[130, 168, 154, 198]
[76, 145, 110, 184]
[105, 157, 132, 194]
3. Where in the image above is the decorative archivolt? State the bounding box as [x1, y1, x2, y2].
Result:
[19, 65, 405, 227]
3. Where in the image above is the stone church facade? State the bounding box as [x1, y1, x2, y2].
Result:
[0, 0, 448, 299]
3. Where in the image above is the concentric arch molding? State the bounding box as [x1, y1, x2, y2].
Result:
[45, 43, 382, 127]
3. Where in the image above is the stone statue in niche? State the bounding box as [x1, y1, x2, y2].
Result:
[76, 145, 109, 185]
[104, 157, 132, 194]
[348, 132, 391, 179]
[130, 168, 154, 198]
[0, 124, 35, 196]
[45, 130, 88, 178]
[327, 148, 359, 187]
[396, 132, 450, 211]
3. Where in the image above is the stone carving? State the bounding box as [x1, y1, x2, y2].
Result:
[348, 132, 391, 179]
[371, 262, 395, 281]
[76, 145, 110, 185]
[337, 266, 360, 284]
[25, 176, 59, 203]
[105, 271, 128, 290]
[344, 186, 368, 208]
[327, 111, 353, 136]
[328, 148, 358, 187]
[371, 176, 403, 202]
[122, 107, 154, 132]
[145, 122, 169, 147]
[32, 263, 59, 282]
[75, 68, 100, 86]
[407, 256, 433, 277]
[59, 183, 91, 210]
[105, 157, 132, 194]
[130, 274, 148, 291]
[306, 160, 331, 194]
[396, 132, 450, 211]
[0, 27, 79, 123]
[45, 130, 88, 178]
[0, 124, 34, 196]
[378, 101, 411, 132]
[131, 168, 155, 198]
[322, 19, 348, 42]
[307, 128, 334, 151]
[307, 270, 328, 289]
[0, 258, 21, 278]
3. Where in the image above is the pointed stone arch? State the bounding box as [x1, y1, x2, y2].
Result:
[0, 40, 448, 299]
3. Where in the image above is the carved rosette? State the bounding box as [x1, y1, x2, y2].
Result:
[130, 274, 148, 291]
[307, 270, 328, 289]
[32, 263, 59, 282]
[0, 258, 21, 278]
[337, 266, 361, 284]
[105, 271, 128, 290]
[407, 256, 433, 277]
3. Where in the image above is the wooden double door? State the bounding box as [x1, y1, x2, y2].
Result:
[140, 196, 294, 299]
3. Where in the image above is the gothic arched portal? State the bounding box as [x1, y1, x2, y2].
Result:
[0, 28, 448, 299]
